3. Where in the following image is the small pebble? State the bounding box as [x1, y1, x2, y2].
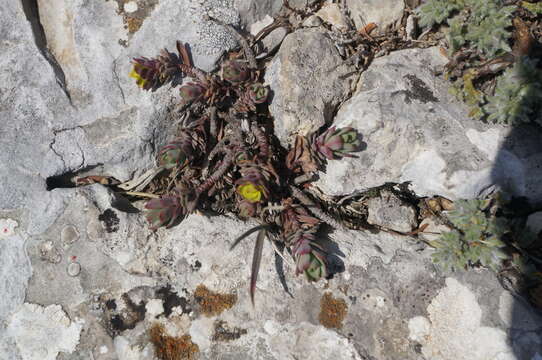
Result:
[67, 261, 81, 277]
[61, 225, 79, 245]
[124, 1, 138, 13]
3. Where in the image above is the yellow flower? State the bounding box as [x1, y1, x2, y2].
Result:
[237, 183, 264, 203]
[129, 65, 148, 88]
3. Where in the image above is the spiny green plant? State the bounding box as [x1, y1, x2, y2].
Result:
[482, 56, 542, 125]
[129, 36, 363, 304]
[418, 0, 515, 57]
[415, 0, 464, 28]
[521, 1, 542, 15]
[430, 198, 509, 271]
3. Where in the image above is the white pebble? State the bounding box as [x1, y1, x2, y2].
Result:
[67, 262, 81, 277]
[124, 1, 138, 13]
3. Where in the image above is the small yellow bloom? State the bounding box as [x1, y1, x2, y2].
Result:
[237, 183, 264, 203]
[129, 65, 147, 88]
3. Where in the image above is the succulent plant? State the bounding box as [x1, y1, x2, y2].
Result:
[129, 57, 162, 91]
[157, 128, 204, 170]
[144, 195, 185, 229]
[313, 126, 363, 160]
[127, 37, 366, 305]
[179, 81, 207, 103]
[235, 166, 269, 203]
[221, 60, 250, 84]
[291, 233, 327, 281]
[247, 83, 268, 104]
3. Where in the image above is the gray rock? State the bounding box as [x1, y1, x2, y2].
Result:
[303, 14, 323, 28]
[265, 29, 354, 147]
[250, 15, 288, 59]
[289, 0, 320, 9]
[0, 215, 31, 359]
[3, 0, 542, 358]
[527, 212, 542, 236]
[235, 0, 283, 28]
[316, 47, 542, 202]
[418, 217, 451, 242]
[346, 0, 404, 34]
[316, 3, 348, 31]
[366, 190, 418, 233]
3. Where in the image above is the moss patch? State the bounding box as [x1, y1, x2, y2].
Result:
[319, 292, 348, 329]
[193, 285, 237, 317]
[149, 323, 199, 360]
[212, 320, 247, 342]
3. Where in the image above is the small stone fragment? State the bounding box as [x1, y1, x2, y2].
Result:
[249, 15, 274, 36]
[0, 218, 18, 238]
[38, 240, 62, 264]
[319, 292, 348, 329]
[302, 15, 323, 27]
[86, 218, 104, 242]
[366, 190, 418, 233]
[255, 27, 288, 59]
[67, 261, 81, 277]
[406, 14, 417, 40]
[61, 225, 80, 245]
[123, 1, 138, 13]
[315, 3, 348, 31]
[418, 217, 450, 242]
[527, 212, 542, 236]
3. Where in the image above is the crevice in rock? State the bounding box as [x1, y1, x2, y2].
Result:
[20, 0, 74, 106]
[112, 57, 126, 105]
[46, 164, 102, 191]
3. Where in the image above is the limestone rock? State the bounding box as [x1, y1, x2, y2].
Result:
[409, 278, 515, 360]
[6, 303, 82, 360]
[265, 29, 354, 147]
[235, 0, 283, 28]
[316, 3, 348, 31]
[346, 0, 404, 34]
[366, 190, 418, 233]
[316, 47, 542, 202]
[2, 0, 542, 358]
[250, 15, 288, 59]
[527, 212, 542, 236]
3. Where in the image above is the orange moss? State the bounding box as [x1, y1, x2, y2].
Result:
[126, 16, 143, 33]
[319, 292, 348, 329]
[193, 284, 237, 317]
[149, 323, 199, 360]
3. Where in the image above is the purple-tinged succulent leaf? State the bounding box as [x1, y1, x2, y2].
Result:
[313, 126, 363, 160]
[221, 60, 249, 84]
[144, 196, 184, 229]
[179, 82, 206, 103]
[157, 142, 188, 170]
[248, 83, 269, 104]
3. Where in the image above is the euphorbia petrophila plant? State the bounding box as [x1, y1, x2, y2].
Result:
[129, 36, 364, 304]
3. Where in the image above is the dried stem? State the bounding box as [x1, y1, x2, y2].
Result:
[289, 185, 346, 230]
[206, 15, 257, 69]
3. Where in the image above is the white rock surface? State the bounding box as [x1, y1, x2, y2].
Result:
[265, 28, 354, 146]
[6, 303, 82, 360]
[409, 278, 515, 360]
[346, 0, 404, 34]
[2, 1, 542, 359]
[317, 47, 542, 202]
[316, 3, 348, 31]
